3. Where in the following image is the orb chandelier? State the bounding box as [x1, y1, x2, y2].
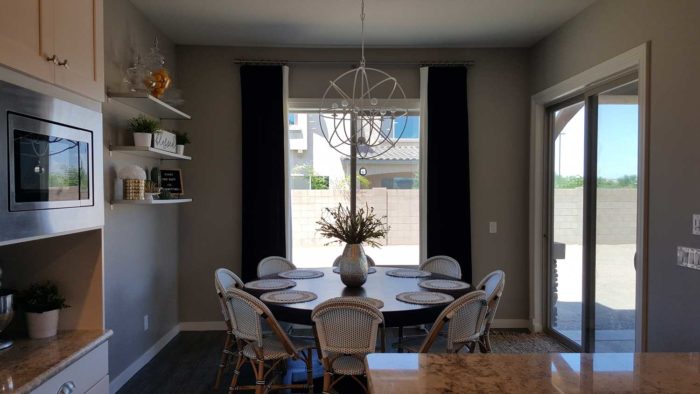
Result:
[319, 0, 408, 159]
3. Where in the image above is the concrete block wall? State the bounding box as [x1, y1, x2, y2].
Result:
[291, 188, 420, 246]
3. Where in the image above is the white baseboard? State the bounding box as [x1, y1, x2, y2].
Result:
[492, 319, 530, 329]
[179, 321, 226, 331]
[109, 324, 180, 394]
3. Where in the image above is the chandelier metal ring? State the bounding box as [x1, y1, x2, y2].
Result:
[318, 0, 409, 159]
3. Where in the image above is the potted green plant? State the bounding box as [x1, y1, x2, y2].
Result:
[174, 131, 190, 155]
[317, 203, 388, 287]
[18, 281, 69, 339]
[127, 115, 160, 148]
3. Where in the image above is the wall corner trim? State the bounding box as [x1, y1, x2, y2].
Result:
[109, 324, 180, 393]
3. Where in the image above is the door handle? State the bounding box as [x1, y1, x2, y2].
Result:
[634, 251, 637, 271]
[46, 54, 58, 64]
[57, 59, 69, 69]
[57, 381, 75, 394]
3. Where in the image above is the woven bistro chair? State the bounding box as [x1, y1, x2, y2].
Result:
[214, 268, 244, 389]
[311, 298, 385, 394]
[400, 291, 488, 354]
[419, 255, 462, 279]
[225, 288, 315, 393]
[332, 255, 376, 267]
[475, 270, 506, 353]
[257, 256, 296, 278]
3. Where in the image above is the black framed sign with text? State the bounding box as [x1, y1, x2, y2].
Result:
[160, 169, 183, 196]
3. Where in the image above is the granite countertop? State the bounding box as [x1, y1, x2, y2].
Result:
[0, 329, 113, 393]
[365, 352, 700, 393]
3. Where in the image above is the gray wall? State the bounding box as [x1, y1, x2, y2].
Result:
[175, 46, 531, 322]
[530, 0, 700, 350]
[102, 0, 180, 379]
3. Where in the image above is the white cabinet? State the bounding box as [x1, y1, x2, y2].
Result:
[33, 342, 109, 394]
[0, 0, 104, 101]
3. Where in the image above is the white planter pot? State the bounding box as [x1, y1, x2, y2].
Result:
[176, 144, 185, 155]
[133, 132, 153, 147]
[26, 309, 59, 339]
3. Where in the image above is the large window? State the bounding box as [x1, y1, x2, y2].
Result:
[288, 109, 421, 268]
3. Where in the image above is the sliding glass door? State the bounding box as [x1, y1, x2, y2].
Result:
[547, 74, 639, 352]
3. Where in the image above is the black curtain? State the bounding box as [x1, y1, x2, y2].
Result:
[240, 65, 286, 282]
[426, 67, 472, 283]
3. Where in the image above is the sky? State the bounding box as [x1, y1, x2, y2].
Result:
[555, 104, 638, 178]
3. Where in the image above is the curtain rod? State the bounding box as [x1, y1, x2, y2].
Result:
[233, 59, 474, 67]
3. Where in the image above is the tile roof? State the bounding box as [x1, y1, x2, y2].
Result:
[343, 145, 419, 161]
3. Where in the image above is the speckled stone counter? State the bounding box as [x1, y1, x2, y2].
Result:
[365, 352, 700, 393]
[0, 329, 112, 393]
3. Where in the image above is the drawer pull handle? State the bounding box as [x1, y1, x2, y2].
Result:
[46, 54, 58, 64]
[58, 59, 70, 69]
[58, 381, 75, 394]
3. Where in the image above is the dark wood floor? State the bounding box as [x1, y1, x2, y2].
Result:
[117, 329, 570, 393]
[117, 330, 356, 394]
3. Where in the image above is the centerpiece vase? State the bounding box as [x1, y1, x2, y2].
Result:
[338, 243, 369, 287]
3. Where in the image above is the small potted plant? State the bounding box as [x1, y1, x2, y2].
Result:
[128, 115, 160, 148]
[316, 203, 388, 287]
[18, 281, 69, 339]
[175, 131, 190, 155]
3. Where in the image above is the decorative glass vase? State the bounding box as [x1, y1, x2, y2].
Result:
[338, 243, 369, 287]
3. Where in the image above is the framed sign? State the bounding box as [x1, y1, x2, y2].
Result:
[160, 169, 184, 196]
[153, 130, 177, 153]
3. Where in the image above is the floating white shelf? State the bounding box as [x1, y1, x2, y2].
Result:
[111, 198, 192, 205]
[108, 92, 191, 120]
[109, 145, 191, 160]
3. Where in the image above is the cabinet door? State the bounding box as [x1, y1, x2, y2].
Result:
[0, 0, 54, 82]
[53, 0, 104, 101]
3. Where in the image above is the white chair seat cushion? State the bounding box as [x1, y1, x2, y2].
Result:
[329, 354, 367, 375]
[242, 337, 314, 360]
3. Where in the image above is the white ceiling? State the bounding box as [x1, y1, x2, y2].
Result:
[129, 0, 595, 48]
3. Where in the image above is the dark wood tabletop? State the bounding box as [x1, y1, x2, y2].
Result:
[245, 267, 471, 327]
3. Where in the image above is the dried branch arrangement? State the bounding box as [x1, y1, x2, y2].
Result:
[316, 203, 389, 247]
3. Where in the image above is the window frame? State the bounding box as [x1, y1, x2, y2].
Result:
[287, 98, 424, 268]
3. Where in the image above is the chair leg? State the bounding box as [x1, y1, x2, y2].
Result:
[323, 371, 332, 394]
[484, 330, 493, 353]
[255, 359, 265, 394]
[305, 351, 314, 394]
[228, 352, 244, 393]
[397, 326, 404, 353]
[215, 333, 233, 389]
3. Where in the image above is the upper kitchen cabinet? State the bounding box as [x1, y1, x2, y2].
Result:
[0, 0, 104, 101]
[0, 0, 53, 82]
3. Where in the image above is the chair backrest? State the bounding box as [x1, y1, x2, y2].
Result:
[476, 270, 506, 326]
[419, 255, 462, 279]
[311, 298, 384, 357]
[366, 255, 376, 267]
[225, 288, 297, 354]
[332, 255, 376, 267]
[215, 268, 244, 294]
[214, 268, 244, 328]
[419, 290, 488, 353]
[257, 256, 296, 278]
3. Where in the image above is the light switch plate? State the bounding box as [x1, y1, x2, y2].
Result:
[677, 246, 700, 270]
[489, 221, 497, 234]
[693, 215, 700, 235]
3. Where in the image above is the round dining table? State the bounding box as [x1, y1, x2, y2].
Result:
[245, 267, 472, 328]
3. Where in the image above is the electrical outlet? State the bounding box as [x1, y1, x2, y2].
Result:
[693, 215, 700, 235]
[489, 221, 497, 234]
[144, 315, 149, 331]
[677, 246, 700, 270]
